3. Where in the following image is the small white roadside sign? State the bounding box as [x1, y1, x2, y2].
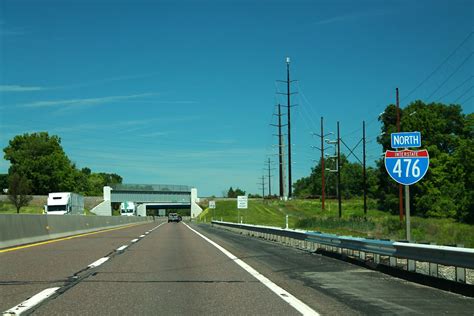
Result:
[237, 196, 248, 209]
[209, 200, 216, 209]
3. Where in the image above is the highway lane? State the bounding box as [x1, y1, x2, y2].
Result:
[2, 220, 474, 315]
[0, 220, 164, 312]
[195, 224, 474, 315]
[30, 221, 306, 315]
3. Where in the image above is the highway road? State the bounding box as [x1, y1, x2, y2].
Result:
[1, 220, 473, 315]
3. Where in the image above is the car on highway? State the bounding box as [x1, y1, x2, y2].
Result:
[168, 213, 181, 223]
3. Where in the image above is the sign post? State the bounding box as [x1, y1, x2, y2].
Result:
[209, 200, 216, 220]
[237, 196, 248, 223]
[385, 132, 429, 241]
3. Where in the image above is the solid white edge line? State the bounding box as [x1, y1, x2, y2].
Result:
[116, 245, 128, 251]
[3, 287, 60, 315]
[183, 223, 319, 316]
[88, 257, 109, 268]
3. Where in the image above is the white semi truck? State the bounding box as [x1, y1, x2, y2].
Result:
[44, 192, 84, 215]
[120, 201, 137, 216]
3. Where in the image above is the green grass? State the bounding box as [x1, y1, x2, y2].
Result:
[0, 201, 96, 216]
[197, 198, 474, 248]
[0, 201, 43, 214]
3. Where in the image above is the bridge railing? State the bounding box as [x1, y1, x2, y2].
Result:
[211, 220, 474, 284]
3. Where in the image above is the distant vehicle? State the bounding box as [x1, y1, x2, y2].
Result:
[44, 192, 84, 215]
[168, 213, 180, 223]
[120, 201, 137, 216]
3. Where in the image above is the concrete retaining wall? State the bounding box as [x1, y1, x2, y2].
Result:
[0, 214, 153, 249]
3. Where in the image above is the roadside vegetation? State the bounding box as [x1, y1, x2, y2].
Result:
[0, 199, 96, 215]
[197, 198, 474, 248]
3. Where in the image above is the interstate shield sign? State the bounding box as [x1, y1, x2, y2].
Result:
[384, 149, 429, 185]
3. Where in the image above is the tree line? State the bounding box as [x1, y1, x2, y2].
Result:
[293, 101, 473, 223]
[2, 132, 122, 197]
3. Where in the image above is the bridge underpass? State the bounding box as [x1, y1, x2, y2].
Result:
[144, 203, 191, 217]
[91, 184, 202, 217]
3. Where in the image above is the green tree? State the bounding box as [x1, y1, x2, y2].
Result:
[294, 156, 378, 199]
[0, 174, 8, 193]
[227, 187, 245, 198]
[377, 101, 473, 222]
[3, 132, 77, 194]
[8, 173, 33, 213]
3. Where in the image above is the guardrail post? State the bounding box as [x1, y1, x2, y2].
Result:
[456, 267, 466, 283]
[407, 259, 416, 272]
[429, 262, 438, 277]
[374, 254, 380, 264]
[389, 257, 397, 267]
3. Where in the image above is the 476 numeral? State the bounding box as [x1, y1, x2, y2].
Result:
[393, 159, 421, 178]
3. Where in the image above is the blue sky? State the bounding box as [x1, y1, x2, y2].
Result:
[0, 0, 473, 197]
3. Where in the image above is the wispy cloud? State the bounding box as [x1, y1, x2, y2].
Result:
[21, 93, 157, 108]
[314, 10, 390, 26]
[59, 73, 161, 90]
[0, 20, 26, 37]
[0, 85, 45, 92]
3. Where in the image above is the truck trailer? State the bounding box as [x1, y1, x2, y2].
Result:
[44, 192, 84, 215]
[120, 201, 137, 216]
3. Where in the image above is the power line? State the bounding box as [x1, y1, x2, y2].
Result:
[453, 85, 474, 103]
[402, 31, 473, 102]
[426, 52, 473, 100]
[460, 94, 474, 105]
[436, 76, 473, 101]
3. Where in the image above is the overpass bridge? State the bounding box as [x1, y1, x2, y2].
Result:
[91, 184, 202, 217]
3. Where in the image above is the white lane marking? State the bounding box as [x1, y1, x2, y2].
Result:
[139, 235, 146, 238]
[3, 287, 60, 315]
[116, 245, 128, 251]
[131, 239, 139, 243]
[145, 232, 149, 235]
[183, 223, 320, 316]
[88, 257, 109, 268]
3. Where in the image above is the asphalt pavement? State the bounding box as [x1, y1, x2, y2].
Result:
[1, 220, 473, 315]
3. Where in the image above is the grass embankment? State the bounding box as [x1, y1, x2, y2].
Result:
[197, 199, 474, 248]
[0, 199, 96, 215]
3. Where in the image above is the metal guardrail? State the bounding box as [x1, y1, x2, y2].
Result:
[211, 220, 474, 283]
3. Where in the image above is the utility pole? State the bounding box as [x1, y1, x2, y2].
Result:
[312, 117, 333, 210]
[286, 57, 293, 198]
[257, 175, 265, 200]
[396, 88, 404, 221]
[363, 121, 367, 216]
[277, 57, 297, 199]
[265, 158, 275, 197]
[321, 117, 325, 210]
[325, 130, 338, 213]
[271, 103, 286, 199]
[337, 121, 342, 218]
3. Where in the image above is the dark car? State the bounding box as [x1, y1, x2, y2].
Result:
[168, 213, 180, 223]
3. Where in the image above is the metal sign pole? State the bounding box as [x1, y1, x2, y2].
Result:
[405, 184, 411, 241]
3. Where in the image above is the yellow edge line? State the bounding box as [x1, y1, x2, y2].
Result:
[0, 221, 149, 254]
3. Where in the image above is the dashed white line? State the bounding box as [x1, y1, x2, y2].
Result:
[183, 223, 320, 316]
[116, 245, 128, 251]
[139, 235, 146, 238]
[88, 257, 109, 268]
[131, 239, 139, 243]
[3, 287, 60, 315]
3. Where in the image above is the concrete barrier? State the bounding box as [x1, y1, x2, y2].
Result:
[0, 214, 153, 249]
